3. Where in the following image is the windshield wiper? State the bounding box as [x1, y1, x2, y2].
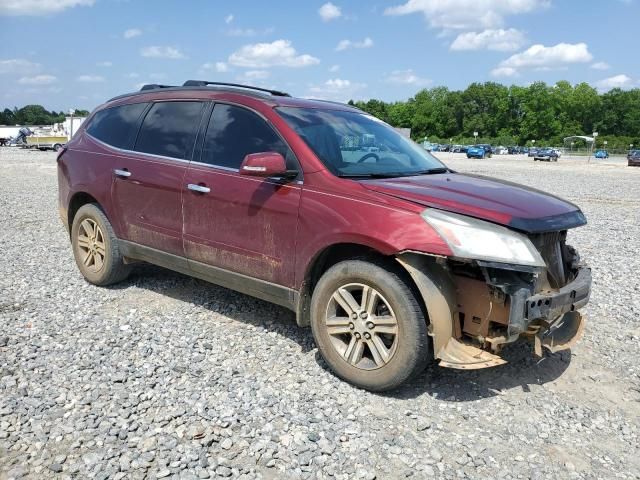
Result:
[337, 168, 449, 179]
[406, 167, 449, 175]
[337, 172, 408, 178]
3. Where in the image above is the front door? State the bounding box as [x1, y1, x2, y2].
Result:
[182, 103, 301, 289]
[111, 100, 206, 256]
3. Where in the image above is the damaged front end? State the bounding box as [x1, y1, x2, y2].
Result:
[398, 229, 591, 370]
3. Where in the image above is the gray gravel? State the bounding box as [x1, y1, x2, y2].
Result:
[1, 148, 639, 479]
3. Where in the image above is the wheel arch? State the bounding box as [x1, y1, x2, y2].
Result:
[67, 191, 101, 236]
[296, 242, 390, 327]
[295, 242, 428, 329]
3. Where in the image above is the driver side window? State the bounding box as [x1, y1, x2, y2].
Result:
[200, 104, 297, 170]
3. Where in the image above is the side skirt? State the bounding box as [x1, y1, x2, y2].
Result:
[119, 240, 299, 311]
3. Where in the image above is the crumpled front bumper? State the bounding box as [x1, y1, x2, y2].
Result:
[397, 253, 592, 370]
[526, 267, 591, 356]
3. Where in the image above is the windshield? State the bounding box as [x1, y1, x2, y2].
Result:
[276, 107, 446, 177]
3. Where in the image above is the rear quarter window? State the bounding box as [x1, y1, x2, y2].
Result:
[85, 102, 148, 149]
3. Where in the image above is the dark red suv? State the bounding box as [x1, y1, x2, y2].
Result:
[58, 80, 591, 391]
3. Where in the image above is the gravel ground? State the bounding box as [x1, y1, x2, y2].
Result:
[1, 148, 638, 480]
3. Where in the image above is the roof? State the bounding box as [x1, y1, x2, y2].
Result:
[106, 80, 361, 113]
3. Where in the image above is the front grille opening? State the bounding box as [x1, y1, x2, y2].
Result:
[529, 231, 569, 288]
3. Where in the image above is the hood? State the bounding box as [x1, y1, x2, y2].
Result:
[361, 173, 586, 233]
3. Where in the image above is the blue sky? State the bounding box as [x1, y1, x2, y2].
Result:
[0, 0, 638, 111]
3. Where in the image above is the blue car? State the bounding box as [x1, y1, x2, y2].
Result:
[466, 144, 491, 159]
[594, 150, 609, 159]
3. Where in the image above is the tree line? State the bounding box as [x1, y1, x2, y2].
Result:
[349, 81, 640, 150]
[0, 105, 90, 127]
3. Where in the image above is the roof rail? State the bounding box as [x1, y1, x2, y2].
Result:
[182, 80, 290, 97]
[139, 84, 176, 91]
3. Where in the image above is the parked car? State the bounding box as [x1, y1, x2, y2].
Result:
[552, 148, 563, 158]
[495, 146, 509, 155]
[466, 145, 487, 159]
[534, 148, 559, 162]
[594, 150, 609, 159]
[58, 80, 591, 391]
[628, 150, 640, 166]
[528, 148, 539, 157]
[467, 144, 492, 159]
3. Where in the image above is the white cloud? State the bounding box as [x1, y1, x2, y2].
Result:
[96, 61, 112, 67]
[125, 72, 139, 78]
[490, 66, 519, 77]
[0, 58, 41, 74]
[200, 62, 230, 74]
[319, 2, 342, 21]
[225, 14, 234, 24]
[0, 0, 94, 15]
[228, 40, 319, 68]
[336, 37, 373, 51]
[384, 0, 548, 30]
[225, 27, 274, 37]
[591, 61, 610, 70]
[140, 46, 186, 59]
[329, 64, 340, 72]
[307, 78, 367, 102]
[123, 28, 142, 39]
[237, 70, 270, 81]
[384, 69, 430, 86]
[450, 28, 526, 52]
[77, 74, 105, 82]
[18, 74, 57, 85]
[595, 74, 633, 91]
[496, 42, 592, 75]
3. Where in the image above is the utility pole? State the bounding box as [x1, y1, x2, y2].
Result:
[69, 109, 76, 140]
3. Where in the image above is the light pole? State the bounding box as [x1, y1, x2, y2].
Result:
[68, 109, 76, 139]
[473, 131, 478, 144]
[589, 131, 598, 163]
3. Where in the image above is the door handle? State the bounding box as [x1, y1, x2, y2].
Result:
[114, 169, 131, 178]
[187, 183, 210, 194]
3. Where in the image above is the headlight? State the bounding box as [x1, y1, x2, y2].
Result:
[421, 209, 545, 267]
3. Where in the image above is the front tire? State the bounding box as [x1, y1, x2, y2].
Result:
[71, 203, 131, 286]
[310, 259, 429, 392]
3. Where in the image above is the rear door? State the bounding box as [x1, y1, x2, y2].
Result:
[182, 102, 302, 289]
[111, 100, 206, 256]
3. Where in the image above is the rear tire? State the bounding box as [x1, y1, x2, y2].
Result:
[310, 259, 429, 392]
[71, 203, 131, 286]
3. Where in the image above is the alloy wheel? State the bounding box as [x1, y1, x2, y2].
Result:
[325, 283, 399, 370]
[77, 219, 106, 273]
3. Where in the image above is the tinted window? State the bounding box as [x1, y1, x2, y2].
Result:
[201, 104, 296, 169]
[135, 101, 205, 159]
[86, 102, 148, 149]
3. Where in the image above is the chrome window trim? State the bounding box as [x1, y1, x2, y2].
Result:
[85, 132, 192, 164]
[85, 132, 302, 184]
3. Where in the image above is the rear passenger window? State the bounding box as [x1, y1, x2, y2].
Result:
[201, 104, 296, 169]
[135, 101, 205, 160]
[86, 102, 148, 149]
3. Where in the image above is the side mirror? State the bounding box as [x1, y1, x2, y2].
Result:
[240, 152, 289, 178]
